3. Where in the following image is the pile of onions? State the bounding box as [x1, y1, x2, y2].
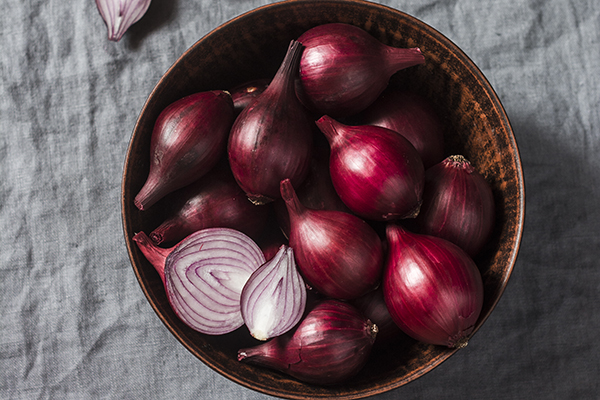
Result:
[132, 22, 496, 385]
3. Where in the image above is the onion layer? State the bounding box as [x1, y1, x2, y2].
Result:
[383, 224, 484, 348]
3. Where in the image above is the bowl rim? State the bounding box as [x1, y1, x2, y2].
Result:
[121, 0, 525, 398]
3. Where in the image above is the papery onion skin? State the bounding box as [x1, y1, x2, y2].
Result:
[229, 79, 270, 115]
[355, 88, 445, 169]
[134, 228, 265, 335]
[149, 166, 271, 245]
[241, 245, 306, 341]
[316, 115, 425, 221]
[383, 224, 484, 348]
[238, 299, 377, 385]
[228, 40, 313, 205]
[415, 155, 495, 257]
[281, 178, 383, 300]
[134, 91, 234, 211]
[297, 23, 425, 118]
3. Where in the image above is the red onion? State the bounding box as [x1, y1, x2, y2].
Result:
[383, 224, 484, 348]
[238, 299, 378, 385]
[133, 228, 265, 335]
[352, 287, 402, 344]
[241, 245, 306, 341]
[229, 79, 270, 115]
[149, 166, 271, 245]
[356, 89, 445, 168]
[316, 115, 425, 221]
[297, 23, 425, 117]
[228, 40, 314, 205]
[134, 91, 234, 210]
[280, 178, 383, 300]
[415, 155, 495, 257]
[275, 141, 351, 237]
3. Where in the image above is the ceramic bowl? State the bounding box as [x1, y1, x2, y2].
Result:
[122, 1, 524, 398]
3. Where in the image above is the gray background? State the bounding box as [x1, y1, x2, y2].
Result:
[1, 0, 598, 398]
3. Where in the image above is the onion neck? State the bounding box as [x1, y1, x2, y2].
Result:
[384, 47, 425, 74]
[132, 231, 171, 283]
[315, 115, 342, 147]
[134, 175, 164, 211]
[265, 40, 304, 100]
[280, 178, 307, 220]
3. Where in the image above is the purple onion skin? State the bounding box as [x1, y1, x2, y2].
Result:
[238, 299, 377, 385]
[134, 91, 234, 211]
[149, 167, 271, 245]
[281, 178, 383, 300]
[352, 287, 402, 345]
[275, 141, 351, 237]
[383, 224, 484, 348]
[228, 40, 314, 205]
[230, 78, 270, 116]
[355, 89, 445, 169]
[316, 115, 425, 221]
[414, 155, 495, 257]
[297, 23, 425, 118]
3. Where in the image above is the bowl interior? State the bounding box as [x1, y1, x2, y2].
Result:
[122, 0, 524, 398]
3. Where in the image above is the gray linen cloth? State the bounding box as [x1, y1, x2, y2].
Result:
[1, 0, 599, 398]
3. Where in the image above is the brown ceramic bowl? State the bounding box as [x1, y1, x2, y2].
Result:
[121, 0, 525, 398]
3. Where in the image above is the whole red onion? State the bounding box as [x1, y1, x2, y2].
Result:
[297, 23, 425, 117]
[134, 90, 234, 210]
[383, 224, 484, 348]
[316, 115, 425, 221]
[281, 178, 383, 300]
[415, 155, 495, 257]
[228, 40, 314, 205]
[356, 89, 445, 168]
[149, 166, 271, 245]
[238, 299, 378, 385]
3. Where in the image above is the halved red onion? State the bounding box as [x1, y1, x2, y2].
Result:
[133, 228, 265, 335]
[241, 245, 306, 341]
[383, 224, 484, 348]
